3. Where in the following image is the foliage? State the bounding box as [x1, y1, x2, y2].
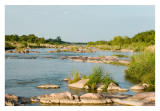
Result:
[86, 66, 103, 90]
[5, 34, 65, 45]
[125, 50, 155, 90]
[108, 61, 129, 66]
[112, 54, 128, 58]
[5, 42, 15, 50]
[87, 30, 155, 52]
[68, 70, 81, 84]
[86, 66, 116, 91]
[102, 73, 117, 90]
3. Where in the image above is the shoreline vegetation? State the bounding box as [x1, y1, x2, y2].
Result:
[5, 30, 154, 52]
[5, 30, 155, 106]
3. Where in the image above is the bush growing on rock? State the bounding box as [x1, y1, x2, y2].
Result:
[86, 67, 103, 90]
[86, 66, 116, 91]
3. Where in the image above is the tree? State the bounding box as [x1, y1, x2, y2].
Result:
[55, 36, 62, 42]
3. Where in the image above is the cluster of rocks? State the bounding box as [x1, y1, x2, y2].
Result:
[5, 91, 155, 106]
[60, 56, 129, 65]
[5, 80, 153, 106]
[5, 49, 40, 54]
[68, 79, 128, 92]
[48, 47, 96, 53]
[5, 94, 33, 106]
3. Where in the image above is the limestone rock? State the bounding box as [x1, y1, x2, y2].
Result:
[107, 82, 128, 92]
[68, 79, 89, 89]
[37, 84, 60, 89]
[130, 83, 149, 91]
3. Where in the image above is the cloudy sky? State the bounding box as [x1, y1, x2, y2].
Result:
[5, 5, 155, 42]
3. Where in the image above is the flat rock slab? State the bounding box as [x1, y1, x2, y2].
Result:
[68, 79, 89, 89]
[37, 84, 60, 89]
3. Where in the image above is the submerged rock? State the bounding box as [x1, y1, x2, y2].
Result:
[37, 84, 60, 89]
[48, 50, 55, 53]
[61, 56, 68, 59]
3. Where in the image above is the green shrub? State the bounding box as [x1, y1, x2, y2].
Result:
[102, 73, 117, 90]
[125, 50, 155, 90]
[5, 42, 15, 50]
[86, 66, 116, 91]
[68, 70, 81, 84]
[86, 66, 103, 90]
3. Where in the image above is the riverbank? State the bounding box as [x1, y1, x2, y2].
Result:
[5, 91, 155, 106]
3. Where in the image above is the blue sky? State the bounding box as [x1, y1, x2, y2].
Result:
[5, 5, 155, 42]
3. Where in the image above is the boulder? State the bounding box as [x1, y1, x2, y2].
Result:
[5, 94, 18, 101]
[5, 94, 18, 106]
[63, 78, 69, 81]
[6, 50, 13, 53]
[112, 98, 144, 106]
[130, 83, 149, 91]
[130, 92, 155, 101]
[97, 84, 105, 91]
[111, 92, 155, 106]
[118, 60, 130, 64]
[37, 84, 60, 89]
[107, 82, 128, 92]
[80, 93, 112, 104]
[48, 50, 54, 53]
[80, 93, 103, 100]
[68, 79, 89, 89]
[38, 91, 74, 104]
[30, 96, 40, 103]
[5, 94, 32, 106]
[61, 56, 68, 59]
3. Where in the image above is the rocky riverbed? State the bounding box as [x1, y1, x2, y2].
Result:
[60, 56, 130, 65]
[5, 91, 155, 106]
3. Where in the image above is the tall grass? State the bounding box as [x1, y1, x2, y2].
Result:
[86, 66, 103, 90]
[68, 66, 117, 91]
[102, 73, 117, 90]
[86, 66, 116, 90]
[125, 50, 155, 90]
[68, 70, 81, 84]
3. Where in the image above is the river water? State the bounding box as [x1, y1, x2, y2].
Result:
[5, 48, 135, 105]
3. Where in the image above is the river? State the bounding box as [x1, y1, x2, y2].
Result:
[5, 48, 135, 105]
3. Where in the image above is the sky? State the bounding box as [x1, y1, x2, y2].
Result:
[5, 5, 155, 42]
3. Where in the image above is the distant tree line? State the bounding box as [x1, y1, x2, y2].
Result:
[87, 30, 155, 46]
[5, 34, 65, 44]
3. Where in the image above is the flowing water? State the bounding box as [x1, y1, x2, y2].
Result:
[5, 48, 135, 105]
